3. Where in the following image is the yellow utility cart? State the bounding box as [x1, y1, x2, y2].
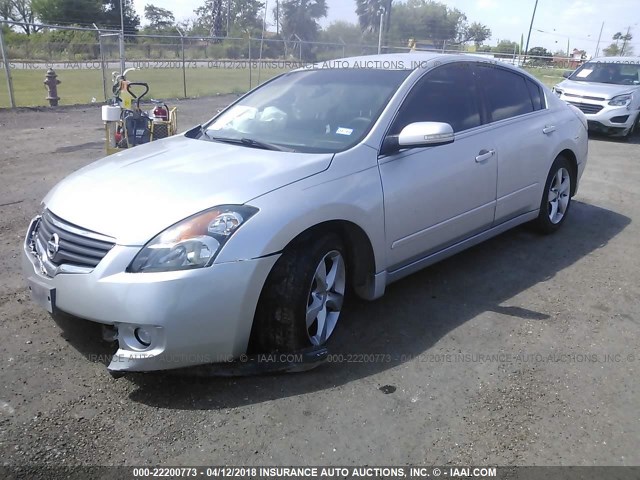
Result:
[102, 69, 178, 155]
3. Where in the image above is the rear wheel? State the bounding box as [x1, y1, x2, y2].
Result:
[250, 233, 347, 353]
[531, 156, 574, 234]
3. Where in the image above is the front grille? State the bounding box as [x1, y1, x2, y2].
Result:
[564, 92, 605, 101]
[34, 210, 115, 269]
[567, 102, 604, 115]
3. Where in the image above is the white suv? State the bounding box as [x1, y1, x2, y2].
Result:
[553, 57, 640, 138]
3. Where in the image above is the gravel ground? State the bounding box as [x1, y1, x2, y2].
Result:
[0, 98, 638, 469]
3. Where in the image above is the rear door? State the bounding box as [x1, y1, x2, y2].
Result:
[475, 64, 557, 224]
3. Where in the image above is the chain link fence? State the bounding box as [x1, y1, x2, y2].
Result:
[0, 21, 579, 108]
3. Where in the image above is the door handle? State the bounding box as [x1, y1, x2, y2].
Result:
[543, 125, 556, 135]
[475, 149, 495, 163]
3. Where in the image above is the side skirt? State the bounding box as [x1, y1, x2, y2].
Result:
[365, 210, 539, 299]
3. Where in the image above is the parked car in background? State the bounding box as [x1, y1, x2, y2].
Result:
[23, 53, 588, 375]
[553, 57, 640, 138]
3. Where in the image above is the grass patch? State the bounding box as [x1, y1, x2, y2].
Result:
[0, 67, 287, 108]
[523, 67, 567, 88]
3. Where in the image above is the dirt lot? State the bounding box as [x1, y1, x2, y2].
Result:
[0, 99, 638, 469]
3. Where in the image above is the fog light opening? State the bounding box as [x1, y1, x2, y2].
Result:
[610, 115, 630, 124]
[134, 327, 152, 348]
[101, 324, 118, 343]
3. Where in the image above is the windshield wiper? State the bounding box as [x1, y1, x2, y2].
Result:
[205, 135, 294, 152]
[240, 138, 295, 152]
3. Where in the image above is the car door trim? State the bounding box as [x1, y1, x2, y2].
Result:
[386, 209, 539, 282]
[391, 199, 497, 250]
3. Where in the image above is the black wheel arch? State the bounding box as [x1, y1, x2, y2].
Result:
[279, 220, 377, 300]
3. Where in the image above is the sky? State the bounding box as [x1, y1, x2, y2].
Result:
[134, 0, 640, 57]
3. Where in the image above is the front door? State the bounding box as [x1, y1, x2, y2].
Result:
[378, 62, 498, 269]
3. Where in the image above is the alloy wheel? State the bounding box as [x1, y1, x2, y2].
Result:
[305, 250, 346, 345]
[548, 167, 571, 224]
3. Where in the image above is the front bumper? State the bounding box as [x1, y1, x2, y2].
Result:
[561, 96, 638, 135]
[22, 218, 279, 373]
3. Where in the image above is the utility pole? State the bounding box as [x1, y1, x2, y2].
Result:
[177, 28, 187, 98]
[119, 0, 125, 73]
[377, 7, 385, 54]
[226, 0, 230, 36]
[595, 21, 604, 57]
[384, 0, 392, 53]
[0, 25, 16, 108]
[523, 0, 539, 65]
[93, 23, 107, 101]
[276, 0, 279, 36]
[621, 25, 631, 56]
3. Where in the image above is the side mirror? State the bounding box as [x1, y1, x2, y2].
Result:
[381, 122, 454, 155]
[562, 71, 573, 79]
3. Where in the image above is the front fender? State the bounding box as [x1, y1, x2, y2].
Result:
[214, 148, 386, 276]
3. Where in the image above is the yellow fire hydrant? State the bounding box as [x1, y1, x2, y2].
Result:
[44, 68, 61, 107]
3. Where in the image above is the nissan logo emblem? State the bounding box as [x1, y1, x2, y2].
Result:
[47, 233, 60, 258]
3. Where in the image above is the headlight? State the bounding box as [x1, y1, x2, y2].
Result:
[608, 94, 632, 107]
[128, 205, 258, 273]
[552, 86, 563, 97]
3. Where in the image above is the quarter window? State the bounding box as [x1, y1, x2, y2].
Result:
[526, 78, 545, 111]
[390, 63, 482, 135]
[478, 66, 535, 121]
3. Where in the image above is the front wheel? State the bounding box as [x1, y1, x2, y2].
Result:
[623, 112, 640, 140]
[531, 156, 574, 234]
[249, 233, 347, 354]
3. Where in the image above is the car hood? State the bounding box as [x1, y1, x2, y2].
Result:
[556, 79, 638, 100]
[44, 135, 333, 245]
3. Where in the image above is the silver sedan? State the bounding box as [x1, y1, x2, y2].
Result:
[22, 53, 588, 375]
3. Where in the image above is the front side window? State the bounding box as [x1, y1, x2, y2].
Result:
[569, 62, 640, 85]
[390, 62, 482, 135]
[478, 65, 535, 122]
[203, 68, 411, 153]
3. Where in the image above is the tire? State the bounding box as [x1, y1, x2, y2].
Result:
[249, 233, 347, 354]
[531, 156, 574, 234]
[623, 112, 640, 140]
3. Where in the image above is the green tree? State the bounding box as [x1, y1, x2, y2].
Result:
[0, 0, 39, 34]
[527, 46, 552, 65]
[321, 20, 363, 45]
[620, 32, 633, 56]
[32, 0, 103, 26]
[194, 0, 222, 36]
[387, 0, 467, 49]
[32, 0, 139, 31]
[459, 21, 491, 47]
[0, 0, 10, 19]
[603, 43, 620, 56]
[355, 0, 384, 35]
[354, 0, 393, 50]
[101, 0, 139, 33]
[492, 39, 519, 58]
[143, 4, 175, 31]
[277, 0, 327, 59]
[612, 31, 623, 46]
[194, 0, 263, 37]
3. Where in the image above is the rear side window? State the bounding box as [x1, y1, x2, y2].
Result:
[478, 66, 535, 122]
[390, 62, 482, 134]
[526, 79, 545, 110]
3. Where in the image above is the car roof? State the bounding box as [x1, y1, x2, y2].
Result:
[304, 52, 527, 74]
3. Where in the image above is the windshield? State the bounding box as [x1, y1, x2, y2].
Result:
[569, 62, 640, 85]
[203, 68, 411, 153]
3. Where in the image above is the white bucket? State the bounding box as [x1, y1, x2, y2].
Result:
[102, 105, 121, 122]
